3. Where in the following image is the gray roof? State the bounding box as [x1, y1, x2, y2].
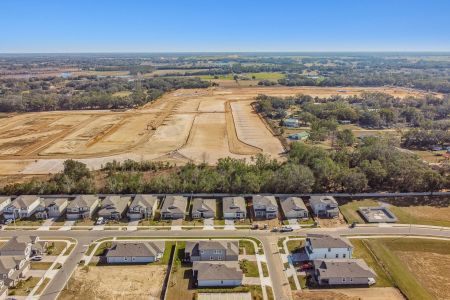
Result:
[193, 261, 242, 281]
[192, 198, 216, 214]
[0, 236, 35, 254]
[280, 197, 307, 214]
[161, 195, 186, 215]
[0, 256, 23, 274]
[309, 196, 338, 206]
[307, 234, 352, 249]
[223, 197, 246, 214]
[0, 196, 11, 205]
[105, 241, 165, 258]
[98, 196, 130, 216]
[129, 195, 158, 210]
[68, 195, 99, 209]
[185, 240, 239, 256]
[252, 195, 277, 208]
[10, 195, 41, 208]
[41, 198, 68, 208]
[314, 259, 376, 278]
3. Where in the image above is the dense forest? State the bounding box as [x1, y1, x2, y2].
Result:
[0, 77, 210, 112]
[1, 138, 447, 195]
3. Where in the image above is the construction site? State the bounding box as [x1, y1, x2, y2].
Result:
[0, 85, 427, 175]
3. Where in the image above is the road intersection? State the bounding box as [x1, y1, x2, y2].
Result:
[2, 224, 450, 300]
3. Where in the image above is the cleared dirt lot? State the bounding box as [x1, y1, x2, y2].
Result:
[0, 86, 429, 174]
[58, 265, 166, 300]
[293, 287, 404, 300]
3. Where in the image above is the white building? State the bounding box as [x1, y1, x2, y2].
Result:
[3, 195, 41, 220]
[309, 196, 339, 218]
[306, 234, 353, 260]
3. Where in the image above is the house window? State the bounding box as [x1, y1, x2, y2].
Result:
[342, 278, 346, 282]
[335, 254, 339, 258]
[200, 250, 204, 254]
[209, 256, 214, 260]
[328, 248, 331, 252]
[343, 254, 346, 258]
[324, 254, 327, 258]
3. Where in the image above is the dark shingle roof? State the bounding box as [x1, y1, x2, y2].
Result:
[314, 259, 376, 278]
[105, 242, 165, 258]
[193, 261, 242, 281]
[307, 234, 352, 249]
[223, 197, 246, 214]
[185, 241, 239, 257]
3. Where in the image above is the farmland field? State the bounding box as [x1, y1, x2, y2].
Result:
[0, 85, 428, 175]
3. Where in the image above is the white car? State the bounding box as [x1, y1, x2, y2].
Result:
[31, 256, 43, 261]
[96, 217, 105, 225]
[368, 278, 376, 286]
[4, 219, 13, 225]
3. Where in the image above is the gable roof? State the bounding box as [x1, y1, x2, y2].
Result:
[307, 234, 352, 249]
[9, 195, 41, 208]
[252, 195, 277, 208]
[0, 256, 23, 274]
[280, 197, 307, 214]
[314, 259, 376, 278]
[98, 196, 130, 215]
[41, 198, 68, 208]
[0, 196, 11, 205]
[161, 195, 186, 214]
[309, 196, 338, 207]
[129, 195, 158, 210]
[68, 195, 99, 209]
[105, 242, 165, 258]
[0, 236, 34, 254]
[193, 261, 243, 281]
[223, 197, 246, 214]
[185, 240, 239, 256]
[192, 198, 216, 214]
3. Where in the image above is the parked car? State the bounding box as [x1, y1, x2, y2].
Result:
[96, 217, 105, 225]
[4, 219, 13, 225]
[271, 227, 279, 232]
[31, 256, 43, 261]
[299, 262, 313, 271]
[368, 278, 376, 285]
[251, 224, 259, 230]
[280, 226, 293, 232]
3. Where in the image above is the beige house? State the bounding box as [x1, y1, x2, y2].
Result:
[35, 198, 69, 219]
[66, 195, 100, 220]
[98, 196, 130, 220]
[127, 195, 159, 220]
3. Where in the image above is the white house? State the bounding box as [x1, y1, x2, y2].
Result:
[3, 195, 41, 220]
[252, 195, 278, 219]
[305, 234, 353, 260]
[280, 197, 308, 219]
[35, 198, 68, 219]
[223, 197, 246, 220]
[0, 197, 12, 215]
[309, 196, 339, 218]
[105, 242, 165, 264]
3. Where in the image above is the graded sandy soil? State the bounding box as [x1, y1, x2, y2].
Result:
[293, 287, 404, 300]
[58, 265, 166, 300]
[0, 85, 429, 175]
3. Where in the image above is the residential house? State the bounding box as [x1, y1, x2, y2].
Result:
[283, 118, 300, 128]
[191, 198, 216, 219]
[193, 261, 243, 287]
[252, 195, 278, 219]
[0, 197, 11, 215]
[98, 196, 130, 220]
[309, 196, 339, 218]
[0, 279, 7, 299]
[3, 195, 41, 220]
[127, 195, 158, 220]
[305, 234, 353, 260]
[313, 259, 376, 286]
[0, 256, 30, 288]
[0, 236, 46, 257]
[160, 195, 187, 220]
[66, 195, 100, 220]
[105, 242, 165, 264]
[223, 197, 246, 220]
[280, 197, 308, 219]
[184, 241, 239, 262]
[35, 198, 68, 219]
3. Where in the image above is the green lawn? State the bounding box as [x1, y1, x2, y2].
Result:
[8, 277, 40, 296]
[239, 240, 256, 255]
[286, 240, 304, 253]
[30, 262, 53, 270]
[46, 241, 67, 256]
[339, 199, 379, 223]
[239, 259, 259, 277]
[261, 262, 269, 277]
[287, 276, 297, 290]
[35, 277, 50, 295]
[266, 286, 274, 300]
[362, 238, 436, 300]
[94, 241, 112, 256]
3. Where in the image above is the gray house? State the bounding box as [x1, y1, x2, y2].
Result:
[105, 241, 165, 264]
[191, 198, 216, 219]
[160, 195, 187, 220]
[66, 195, 100, 220]
[185, 241, 239, 262]
[252, 195, 278, 219]
[0, 197, 11, 215]
[280, 197, 308, 219]
[0, 256, 30, 288]
[313, 259, 376, 286]
[98, 196, 130, 220]
[309, 196, 339, 218]
[127, 195, 158, 220]
[3, 195, 41, 220]
[193, 261, 243, 287]
[35, 198, 68, 219]
[223, 197, 246, 220]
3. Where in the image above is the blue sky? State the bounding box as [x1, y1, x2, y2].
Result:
[1, 0, 449, 53]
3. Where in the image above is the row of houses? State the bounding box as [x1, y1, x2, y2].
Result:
[0, 236, 47, 298]
[0, 194, 340, 222]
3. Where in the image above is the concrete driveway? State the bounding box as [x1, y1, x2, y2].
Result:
[38, 218, 56, 231]
[203, 218, 214, 230]
[59, 221, 75, 231]
[225, 219, 236, 230]
[288, 219, 301, 229]
[127, 220, 139, 231]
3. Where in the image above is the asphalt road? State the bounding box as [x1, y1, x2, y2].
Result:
[4, 225, 450, 300]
